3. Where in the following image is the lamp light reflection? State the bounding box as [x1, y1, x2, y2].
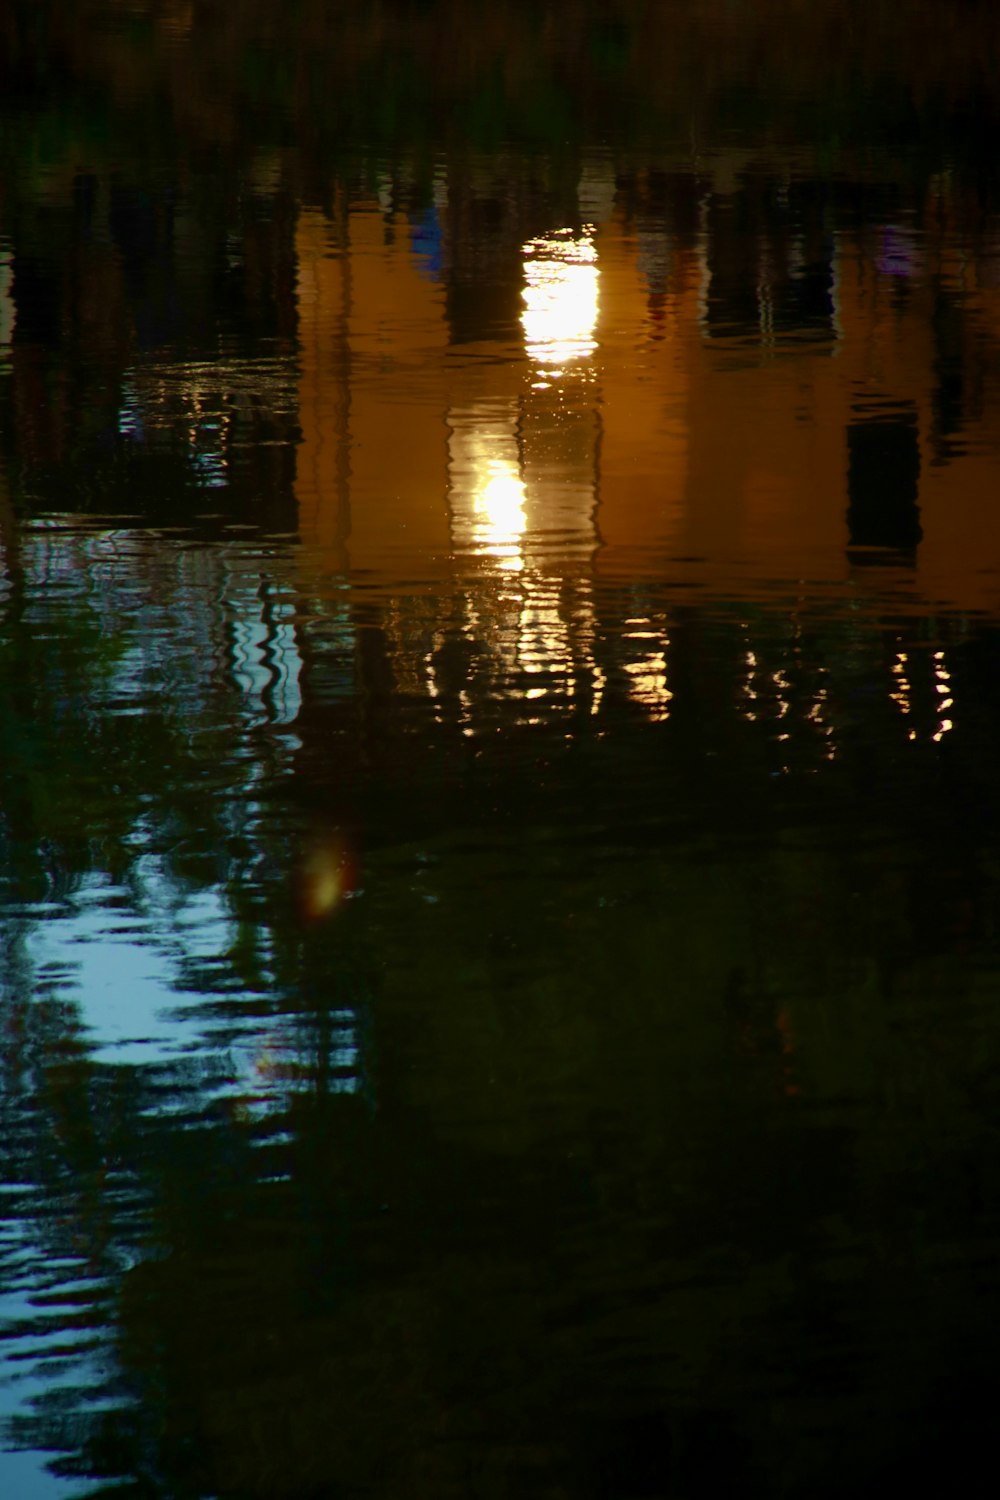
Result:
[449, 413, 528, 573]
[475, 461, 528, 571]
[521, 227, 599, 370]
[932, 650, 954, 742]
[624, 618, 672, 722]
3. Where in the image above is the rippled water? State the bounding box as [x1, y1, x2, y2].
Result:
[3, 3, 1000, 1496]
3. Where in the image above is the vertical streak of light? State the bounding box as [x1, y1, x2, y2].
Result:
[932, 649, 954, 742]
[521, 227, 599, 372]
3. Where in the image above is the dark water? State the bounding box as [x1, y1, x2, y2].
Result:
[3, 3, 1000, 1495]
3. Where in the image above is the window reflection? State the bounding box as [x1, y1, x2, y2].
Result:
[475, 462, 528, 571]
[623, 618, 672, 722]
[443, 216, 607, 724]
[521, 227, 599, 372]
[806, 674, 837, 760]
[449, 405, 526, 572]
[932, 649, 954, 742]
[889, 645, 955, 744]
[446, 397, 604, 723]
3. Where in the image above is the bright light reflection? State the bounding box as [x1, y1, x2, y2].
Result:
[933, 650, 954, 742]
[624, 619, 671, 722]
[476, 461, 528, 571]
[890, 651, 912, 717]
[625, 653, 672, 721]
[521, 227, 599, 369]
[449, 412, 527, 572]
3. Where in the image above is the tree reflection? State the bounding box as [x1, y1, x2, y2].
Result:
[5, 512, 1000, 1493]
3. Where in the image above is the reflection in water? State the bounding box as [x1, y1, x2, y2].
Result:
[474, 461, 528, 568]
[8, 7, 1000, 1492]
[447, 387, 605, 724]
[298, 833, 359, 922]
[932, 649, 954, 743]
[891, 649, 914, 728]
[118, 357, 299, 494]
[0, 247, 14, 364]
[889, 647, 955, 744]
[521, 227, 599, 374]
[622, 617, 672, 722]
[448, 406, 526, 571]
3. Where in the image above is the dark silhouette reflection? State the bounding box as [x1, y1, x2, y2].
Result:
[705, 179, 836, 349]
[847, 408, 922, 560]
[108, 183, 180, 350]
[931, 283, 977, 464]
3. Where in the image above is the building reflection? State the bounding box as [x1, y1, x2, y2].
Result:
[286, 156, 1000, 758]
[2, 152, 998, 765]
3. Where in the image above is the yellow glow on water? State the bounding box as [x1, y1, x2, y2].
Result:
[475, 460, 528, 571]
[449, 411, 527, 572]
[624, 652, 671, 721]
[298, 837, 356, 921]
[933, 651, 954, 741]
[623, 617, 672, 722]
[521, 227, 599, 369]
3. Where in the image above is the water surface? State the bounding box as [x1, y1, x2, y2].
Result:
[3, 4, 1000, 1496]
